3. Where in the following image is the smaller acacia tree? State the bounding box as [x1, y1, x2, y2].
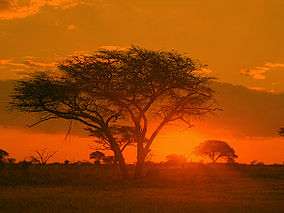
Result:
[89, 151, 105, 165]
[102, 156, 116, 165]
[30, 149, 57, 165]
[279, 128, 284, 136]
[0, 149, 9, 163]
[195, 140, 238, 163]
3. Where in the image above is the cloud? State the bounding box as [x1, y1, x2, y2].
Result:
[23, 58, 57, 68]
[0, 59, 12, 65]
[246, 86, 276, 93]
[240, 67, 267, 80]
[198, 67, 213, 75]
[67, 24, 77, 31]
[98, 45, 129, 51]
[0, 57, 58, 79]
[0, 58, 28, 68]
[0, 0, 82, 20]
[264, 62, 284, 69]
[240, 62, 284, 80]
[0, 57, 57, 69]
[0, 50, 99, 80]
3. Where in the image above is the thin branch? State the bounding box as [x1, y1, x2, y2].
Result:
[64, 120, 73, 140]
[27, 116, 58, 128]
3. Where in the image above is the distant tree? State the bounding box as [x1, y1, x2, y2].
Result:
[7, 158, 16, 164]
[64, 160, 70, 165]
[18, 160, 32, 169]
[279, 128, 284, 136]
[29, 149, 57, 165]
[102, 156, 116, 165]
[226, 156, 237, 164]
[89, 151, 105, 165]
[0, 149, 9, 163]
[195, 140, 238, 163]
[165, 154, 187, 165]
[250, 160, 264, 166]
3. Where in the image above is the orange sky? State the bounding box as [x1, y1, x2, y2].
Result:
[1, 124, 283, 164]
[0, 0, 284, 164]
[1, 0, 284, 92]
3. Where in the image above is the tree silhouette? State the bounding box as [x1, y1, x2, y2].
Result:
[279, 128, 284, 136]
[88, 126, 134, 154]
[10, 66, 131, 177]
[102, 156, 116, 165]
[89, 151, 105, 165]
[64, 160, 70, 165]
[73, 46, 215, 177]
[7, 158, 16, 164]
[0, 149, 9, 163]
[195, 140, 238, 163]
[29, 149, 57, 165]
[11, 46, 215, 178]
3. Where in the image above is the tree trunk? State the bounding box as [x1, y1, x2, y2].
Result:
[134, 139, 147, 178]
[134, 157, 145, 178]
[105, 129, 129, 179]
[114, 148, 129, 179]
[134, 119, 167, 178]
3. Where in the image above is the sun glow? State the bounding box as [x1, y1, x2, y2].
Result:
[2, 124, 283, 164]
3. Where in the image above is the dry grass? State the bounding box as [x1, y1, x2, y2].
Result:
[0, 164, 283, 212]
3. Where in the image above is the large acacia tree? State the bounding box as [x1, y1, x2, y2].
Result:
[11, 46, 215, 177]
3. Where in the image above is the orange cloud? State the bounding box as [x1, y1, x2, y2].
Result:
[0, 57, 58, 79]
[0, 59, 12, 65]
[0, 58, 28, 68]
[23, 58, 57, 68]
[264, 62, 284, 68]
[0, 0, 82, 20]
[240, 62, 284, 80]
[247, 86, 276, 93]
[67, 24, 77, 31]
[240, 67, 268, 80]
[0, 57, 57, 69]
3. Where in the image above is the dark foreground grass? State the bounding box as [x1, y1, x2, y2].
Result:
[0, 164, 283, 213]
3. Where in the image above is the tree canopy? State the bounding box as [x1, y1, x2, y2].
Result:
[279, 128, 284, 136]
[89, 151, 105, 164]
[0, 149, 9, 162]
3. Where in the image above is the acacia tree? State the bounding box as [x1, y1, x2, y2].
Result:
[279, 128, 284, 136]
[89, 151, 105, 164]
[195, 140, 238, 163]
[10, 72, 130, 178]
[11, 46, 215, 178]
[0, 149, 9, 163]
[64, 46, 215, 177]
[30, 149, 57, 165]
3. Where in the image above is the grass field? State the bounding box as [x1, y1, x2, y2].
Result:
[0, 164, 283, 212]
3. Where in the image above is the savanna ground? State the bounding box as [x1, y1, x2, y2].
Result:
[0, 163, 284, 213]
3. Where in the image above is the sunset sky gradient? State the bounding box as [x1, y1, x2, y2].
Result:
[0, 0, 283, 163]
